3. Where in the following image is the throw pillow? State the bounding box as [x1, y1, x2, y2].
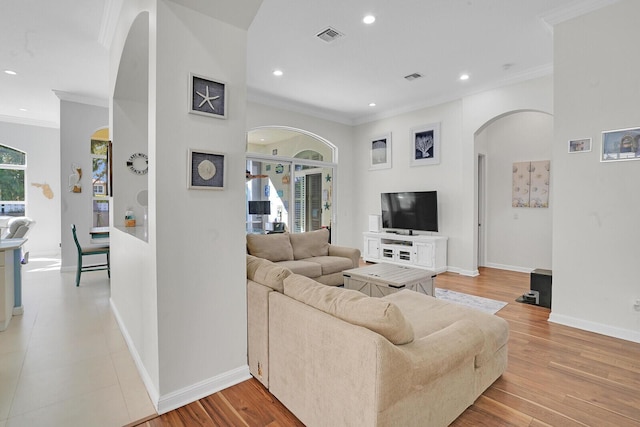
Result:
[289, 228, 330, 260]
[246, 232, 294, 262]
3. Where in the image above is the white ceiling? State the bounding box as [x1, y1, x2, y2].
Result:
[0, 0, 619, 128]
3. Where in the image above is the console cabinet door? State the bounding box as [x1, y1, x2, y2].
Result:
[414, 242, 435, 268]
[364, 237, 380, 260]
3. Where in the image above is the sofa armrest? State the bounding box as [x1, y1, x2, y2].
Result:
[328, 244, 361, 268]
[403, 320, 484, 385]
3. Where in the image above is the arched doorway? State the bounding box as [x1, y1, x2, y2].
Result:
[246, 127, 338, 240]
[475, 110, 553, 272]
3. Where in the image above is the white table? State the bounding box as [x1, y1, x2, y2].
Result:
[342, 263, 436, 297]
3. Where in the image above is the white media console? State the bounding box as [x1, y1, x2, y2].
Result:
[363, 232, 448, 273]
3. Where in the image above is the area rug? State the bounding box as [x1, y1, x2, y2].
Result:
[435, 288, 507, 315]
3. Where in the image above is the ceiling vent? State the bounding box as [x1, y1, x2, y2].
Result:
[316, 27, 344, 43]
[404, 73, 423, 81]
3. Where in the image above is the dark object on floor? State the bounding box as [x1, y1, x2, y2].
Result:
[530, 268, 552, 308]
[516, 269, 552, 308]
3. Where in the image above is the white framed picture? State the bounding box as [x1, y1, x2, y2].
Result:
[188, 149, 225, 190]
[369, 133, 392, 170]
[568, 138, 592, 153]
[410, 122, 440, 166]
[601, 127, 640, 162]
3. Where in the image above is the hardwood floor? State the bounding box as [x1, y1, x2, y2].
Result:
[134, 267, 640, 427]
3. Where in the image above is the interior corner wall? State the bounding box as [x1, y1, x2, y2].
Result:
[481, 111, 553, 272]
[246, 102, 356, 247]
[0, 121, 60, 255]
[59, 100, 108, 268]
[551, 0, 640, 343]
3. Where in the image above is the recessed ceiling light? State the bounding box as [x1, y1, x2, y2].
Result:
[363, 15, 376, 24]
[19, 108, 27, 112]
[369, 102, 376, 107]
[4, 70, 17, 75]
[273, 69, 283, 77]
[459, 74, 470, 81]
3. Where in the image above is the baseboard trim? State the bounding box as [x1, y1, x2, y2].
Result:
[484, 263, 535, 274]
[157, 366, 251, 415]
[446, 267, 479, 277]
[549, 313, 640, 344]
[110, 298, 251, 416]
[109, 299, 160, 411]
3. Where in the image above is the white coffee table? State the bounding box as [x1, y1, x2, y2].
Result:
[342, 263, 436, 297]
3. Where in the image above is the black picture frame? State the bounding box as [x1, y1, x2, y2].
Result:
[189, 73, 227, 119]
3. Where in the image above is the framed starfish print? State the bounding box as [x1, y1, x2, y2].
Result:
[189, 73, 227, 119]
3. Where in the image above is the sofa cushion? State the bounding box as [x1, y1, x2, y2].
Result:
[247, 232, 294, 262]
[275, 260, 322, 278]
[301, 256, 353, 276]
[246, 255, 292, 293]
[284, 274, 414, 345]
[289, 229, 330, 260]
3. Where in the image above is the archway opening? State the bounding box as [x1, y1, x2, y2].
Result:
[246, 127, 337, 239]
[474, 110, 553, 272]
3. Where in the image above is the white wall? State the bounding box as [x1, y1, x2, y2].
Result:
[59, 100, 109, 267]
[551, 0, 640, 343]
[463, 76, 554, 274]
[352, 79, 553, 276]
[109, 4, 160, 403]
[110, 0, 263, 413]
[481, 111, 553, 271]
[0, 121, 60, 255]
[353, 100, 465, 269]
[246, 102, 356, 247]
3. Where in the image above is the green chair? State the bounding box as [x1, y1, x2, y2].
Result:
[71, 224, 110, 287]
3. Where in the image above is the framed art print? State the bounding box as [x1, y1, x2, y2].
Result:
[601, 127, 640, 162]
[189, 73, 227, 119]
[568, 138, 592, 153]
[188, 149, 225, 190]
[369, 133, 392, 170]
[410, 122, 440, 166]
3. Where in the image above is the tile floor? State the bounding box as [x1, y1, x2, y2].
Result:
[0, 256, 156, 427]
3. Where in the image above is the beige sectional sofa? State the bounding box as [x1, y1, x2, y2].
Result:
[246, 255, 509, 427]
[246, 228, 360, 286]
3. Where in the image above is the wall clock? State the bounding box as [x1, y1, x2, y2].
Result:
[127, 152, 148, 175]
[189, 73, 227, 119]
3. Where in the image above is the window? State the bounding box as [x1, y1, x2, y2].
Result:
[0, 145, 26, 216]
[91, 137, 110, 227]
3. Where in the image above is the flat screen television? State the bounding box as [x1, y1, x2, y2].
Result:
[248, 201, 271, 215]
[381, 191, 438, 233]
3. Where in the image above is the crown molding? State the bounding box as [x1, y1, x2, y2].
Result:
[247, 87, 355, 126]
[539, 0, 620, 33]
[98, 0, 124, 49]
[0, 114, 59, 129]
[353, 64, 553, 126]
[53, 90, 109, 108]
[249, 63, 553, 128]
